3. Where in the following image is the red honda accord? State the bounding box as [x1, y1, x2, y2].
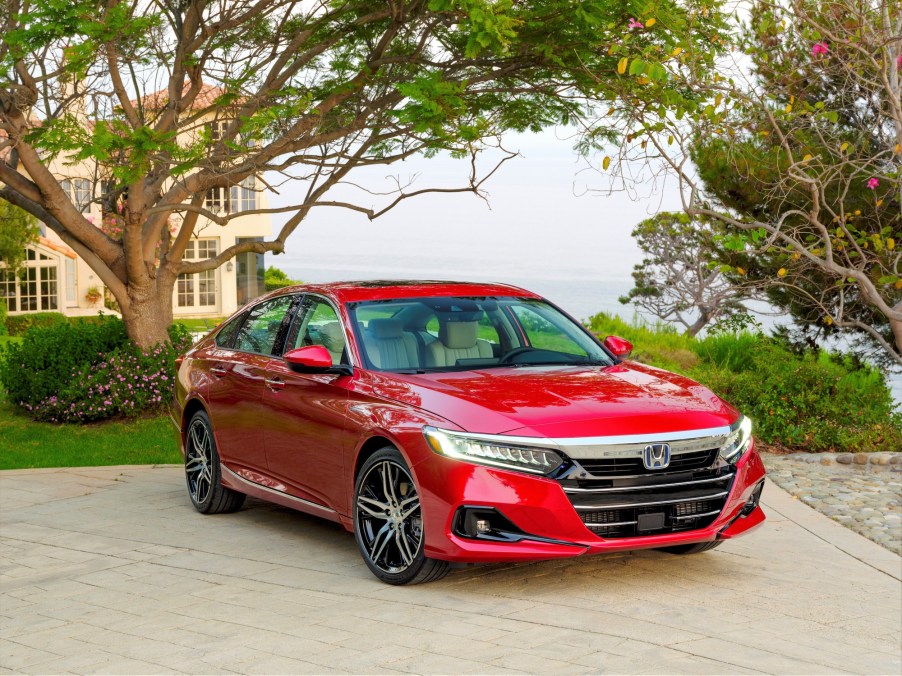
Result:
[172, 281, 765, 584]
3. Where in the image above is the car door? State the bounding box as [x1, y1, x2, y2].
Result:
[206, 294, 298, 475]
[263, 295, 355, 511]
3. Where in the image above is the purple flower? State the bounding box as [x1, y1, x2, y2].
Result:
[628, 18, 644, 29]
[867, 177, 879, 190]
[812, 42, 829, 57]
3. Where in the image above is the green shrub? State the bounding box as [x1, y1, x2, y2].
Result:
[0, 318, 191, 423]
[585, 313, 901, 452]
[0, 316, 129, 407]
[264, 265, 301, 291]
[0, 299, 7, 336]
[4, 311, 68, 336]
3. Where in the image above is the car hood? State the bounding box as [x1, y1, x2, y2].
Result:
[368, 362, 739, 438]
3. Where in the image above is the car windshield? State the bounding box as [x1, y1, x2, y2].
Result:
[347, 296, 615, 373]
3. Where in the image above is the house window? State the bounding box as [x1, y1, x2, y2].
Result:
[231, 176, 257, 212]
[61, 178, 91, 213]
[0, 246, 59, 312]
[177, 239, 218, 309]
[236, 236, 265, 305]
[205, 186, 230, 214]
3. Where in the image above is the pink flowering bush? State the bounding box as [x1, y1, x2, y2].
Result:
[0, 317, 192, 423]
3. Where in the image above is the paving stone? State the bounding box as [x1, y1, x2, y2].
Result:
[0, 465, 899, 675]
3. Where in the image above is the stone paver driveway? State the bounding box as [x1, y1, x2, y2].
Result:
[1, 466, 900, 675]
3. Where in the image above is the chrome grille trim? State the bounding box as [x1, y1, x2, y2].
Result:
[671, 509, 722, 521]
[573, 490, 730, 511]
[585, 520, 638, 528]
[564, 475, 731, 493]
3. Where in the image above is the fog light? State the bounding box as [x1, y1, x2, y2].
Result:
[741, 481, 764, 516]
[475, 519, 491, 534]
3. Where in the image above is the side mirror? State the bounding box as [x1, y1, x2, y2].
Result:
[284, 345, 353, 375]
[603, 335, 633, 360]
[284, 345, 334, 371]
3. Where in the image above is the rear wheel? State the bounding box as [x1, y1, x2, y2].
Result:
[658, 540, 722, 555]
[184, 410, 245, 514]
[353, 447, 450, 585]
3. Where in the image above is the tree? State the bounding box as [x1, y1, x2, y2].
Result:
[1, 0, 720, 347]
[264, 265, 300, 292]
[0, 197, 39, 274]
[620, 212, 764, 336]
[596, 0, 902, 364]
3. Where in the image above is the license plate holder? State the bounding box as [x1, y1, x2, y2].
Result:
[637, 512, 665, 532]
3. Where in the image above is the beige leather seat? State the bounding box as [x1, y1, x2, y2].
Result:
[426, 320, 493, 368]
[318, 322, 345, 365]
[363, 318, 419, 370]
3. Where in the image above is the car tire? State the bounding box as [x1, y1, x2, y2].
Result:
[184, 410, 245, 514]
[353, 447, 450, 585]
[658, 540, 722, 555]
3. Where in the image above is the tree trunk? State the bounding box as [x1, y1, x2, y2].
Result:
[685, 311, 711, 338]
[119, 280, 174, 350]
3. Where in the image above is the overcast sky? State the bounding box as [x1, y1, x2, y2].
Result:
[266, 128, 684, 321]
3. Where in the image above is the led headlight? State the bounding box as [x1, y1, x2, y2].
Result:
[423, 427, 564, 475]
[720, 415, 753, 463]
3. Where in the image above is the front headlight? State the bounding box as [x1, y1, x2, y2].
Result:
[423, 427, 564, 475]
[720, 416, 753, 463]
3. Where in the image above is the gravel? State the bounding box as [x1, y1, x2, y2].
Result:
[761, 451, 902, 555]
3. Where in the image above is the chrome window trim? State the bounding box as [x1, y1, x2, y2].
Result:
[429, 424, 735, 460]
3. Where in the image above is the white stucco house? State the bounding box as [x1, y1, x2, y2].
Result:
[1, 84, 272, 319]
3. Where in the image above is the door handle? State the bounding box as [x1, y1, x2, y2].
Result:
[211, 365, 228, 377]
[265, 376, 285, 391]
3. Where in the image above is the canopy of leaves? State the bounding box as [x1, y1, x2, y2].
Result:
[595, 0, 902, 363]
[0, 0, 727, 346]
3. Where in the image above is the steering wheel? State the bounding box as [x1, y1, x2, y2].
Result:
[498, 347, 535, 364]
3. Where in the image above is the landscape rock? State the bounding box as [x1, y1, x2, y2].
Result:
[761, 452, 901, 556]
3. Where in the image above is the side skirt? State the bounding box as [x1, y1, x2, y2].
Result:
[220, 464, 342, 524]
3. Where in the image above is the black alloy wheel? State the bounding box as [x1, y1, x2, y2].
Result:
[184, 410, 245, 514]
[353, 447, 449, 585]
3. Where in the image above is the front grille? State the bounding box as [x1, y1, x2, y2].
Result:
[560, 458, 735, 539]
[577, 448, 718, 476]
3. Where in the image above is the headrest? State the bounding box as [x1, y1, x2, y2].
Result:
[319, 322, 345, 351]
[368, 318, 404, 339]
[441, 320, 479, 349]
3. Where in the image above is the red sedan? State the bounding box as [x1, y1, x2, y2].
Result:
[172, 281, 765, 585]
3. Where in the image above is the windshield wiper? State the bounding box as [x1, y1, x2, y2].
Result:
[501, 359, 611, 368]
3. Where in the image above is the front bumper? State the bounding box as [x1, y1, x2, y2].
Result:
[412, 438, 766, 563]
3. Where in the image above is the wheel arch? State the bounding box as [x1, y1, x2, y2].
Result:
[181, 396, 209, 441]
[354, 435, 397, 479]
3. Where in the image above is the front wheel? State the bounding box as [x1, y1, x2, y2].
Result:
[658, 540, 722, 555]
[353, 447, 450, 585]
[184, 410, 245, 514]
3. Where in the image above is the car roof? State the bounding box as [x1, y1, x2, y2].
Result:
[267, 280, 542, 304]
